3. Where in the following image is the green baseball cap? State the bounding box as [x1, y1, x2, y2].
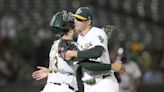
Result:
[73, 7, 92, 21]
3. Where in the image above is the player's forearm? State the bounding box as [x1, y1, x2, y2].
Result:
[77, 46, 104, 59]
[64, 46, 104, 61]
[79, 60, 125, 72]
[79, 60, 111, 71]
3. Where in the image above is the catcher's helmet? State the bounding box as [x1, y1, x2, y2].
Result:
[49, 10, 74, 37]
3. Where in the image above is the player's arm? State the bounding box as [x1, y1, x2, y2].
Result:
[79, 60, 111, 71]
[65, 46, 125, 73]
[65, 46, 104, 60]
[79, 60, 125, 73]
[78, 46, 104, 59]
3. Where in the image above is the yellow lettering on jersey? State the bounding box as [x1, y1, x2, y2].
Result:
[82, 42, 92, 50]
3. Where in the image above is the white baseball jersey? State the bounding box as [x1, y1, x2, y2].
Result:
[42, 39, 78, 92]
[77, 27, 112, 77]
[77, 27, 118, 92]
[77, 27, 110, 64]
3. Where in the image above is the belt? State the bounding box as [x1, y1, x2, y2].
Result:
[49, 70, 56, 73]
[58, 70, 74, 76]
[102, 74, 110, 78]
[84, 74, 111, 85]
[50, 82, 77, 91]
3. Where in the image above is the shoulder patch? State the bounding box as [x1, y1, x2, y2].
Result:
[97, 35, 104, 43]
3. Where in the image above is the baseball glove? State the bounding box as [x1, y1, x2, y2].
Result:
[58, 39, 79, 60]
[102, 25, 115, 40]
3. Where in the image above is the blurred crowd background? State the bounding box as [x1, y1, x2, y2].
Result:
[0, 0, 163, 92]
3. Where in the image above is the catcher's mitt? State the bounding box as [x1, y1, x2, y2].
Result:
[58, 39, 79, 60]
[102, 25, 115, 40]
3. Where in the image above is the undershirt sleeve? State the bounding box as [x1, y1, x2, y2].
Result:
[77, 46, 104, 59]
[78, 60, 111, 71]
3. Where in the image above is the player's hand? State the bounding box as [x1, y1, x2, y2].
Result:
[111, 61, 126, 73]
[32, 66, 49, 80]
[65, 50, 77, 61]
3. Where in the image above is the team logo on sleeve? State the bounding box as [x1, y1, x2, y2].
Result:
[98, 35, 104, 43]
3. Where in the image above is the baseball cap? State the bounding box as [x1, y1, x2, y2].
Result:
[73, 7, 92, 21]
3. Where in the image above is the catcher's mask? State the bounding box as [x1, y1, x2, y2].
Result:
[49, 10, 75, 38]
